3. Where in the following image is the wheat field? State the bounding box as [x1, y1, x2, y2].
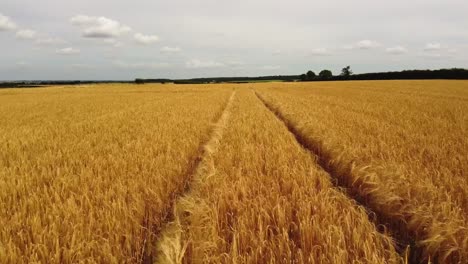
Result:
[0, 81, 467, 263]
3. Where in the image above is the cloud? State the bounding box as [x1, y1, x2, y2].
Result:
[160, 46, 181, 53]
[134, 33, 160, 44]
[342, 40, 381, 50]
[15, 29, 37, 40]
[113, 61, 170, 69]
[56, 47, 80, 55]
[424, 42, 441, 51]
[0, 14, 16, 31]
[419, 42, 455, 59]
[185, 59, 224, 68]
[310, 48, 332, 56]
[35, 37, 67, 45]
[70, 15, 131, 38]
[386, 46, 408, 55]
[4, 1, 468, 80]
[419, 53, 443, 59]
[261, 65, 281, 70]
[356, 40, 381, 49]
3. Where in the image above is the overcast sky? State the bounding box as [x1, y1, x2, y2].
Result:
[1, 0, 467, 80]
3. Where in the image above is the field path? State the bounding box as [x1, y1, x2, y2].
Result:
[254, 87, 468, 263]
[2, 82, 466, 263]
[253, 90, 418, 258]
[152, 88, 401, 264]
[0, 85, 235, 263]
[146, 90, 237, 263]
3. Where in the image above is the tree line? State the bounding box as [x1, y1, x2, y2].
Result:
[135, 75, 299, 84]
[0, 80, 133, 89]
[2, 67, 467, 89]
[300, 67, 468, 82]
[137, 67, 468, 84]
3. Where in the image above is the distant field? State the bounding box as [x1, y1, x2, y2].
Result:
[0, 81, 467, 263]
[225, 79, 291, 83]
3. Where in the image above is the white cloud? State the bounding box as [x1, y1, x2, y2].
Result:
[114, 61, 170, 69]
[15, 29, 37, 40]
[35, 37, 66, 45]
[386, 46, 408, 55]
[419, 53, 443, 59]
[261, 65, 281, 70]
[356, 40, 381, 49]
[342, 40, 381, 50]
[134, 33, 160, 44]
[160, 46, 181, 53]
[185, 59, 224, 68]
[4, 1, 468, 80]
[0, 14, 16, 31]
[424, 42, 441, 51]
[56, 47, 80, 55]
[70, 15, 131, 38]
[310, 48, 332, 56]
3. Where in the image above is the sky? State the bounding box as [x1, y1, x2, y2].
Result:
[1, 0, 467, 80]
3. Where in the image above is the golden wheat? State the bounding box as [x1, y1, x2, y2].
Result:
[157, 88, 401, 263]
[1, 81, 466, 263]
[0, 84, 232, 263]
[256, 80, 468, 263]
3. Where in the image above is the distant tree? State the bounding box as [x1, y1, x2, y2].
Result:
[318, 70, 333, 80]
[341, 66, 353, 77]
[135, 78, 145, 84]
[300, 74, 307, 81]
[306, 70, 316, 80]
